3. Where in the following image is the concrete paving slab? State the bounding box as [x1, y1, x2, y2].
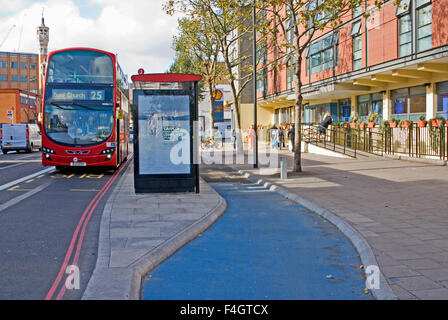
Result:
[82, 161, 227, 300]
[237, 150, 448, 299]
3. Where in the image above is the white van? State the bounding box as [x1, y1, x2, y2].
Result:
[1, 123, 42, 154]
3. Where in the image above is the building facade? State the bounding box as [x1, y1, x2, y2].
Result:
[256, 0, 448, 127]
[0, 51, 39, 93]
[0, 89, 40, 124]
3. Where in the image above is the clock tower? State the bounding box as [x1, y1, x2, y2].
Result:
[36, 14, 49, 96]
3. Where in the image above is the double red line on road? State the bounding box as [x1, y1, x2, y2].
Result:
[45, 154, 133, 300]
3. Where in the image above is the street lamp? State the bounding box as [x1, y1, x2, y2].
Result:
[253, 4, 258, 169]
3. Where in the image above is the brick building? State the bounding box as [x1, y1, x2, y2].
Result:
[255, 0, 448, 127]
[0, 89, 40, 124]
[0, 51, 39, 93]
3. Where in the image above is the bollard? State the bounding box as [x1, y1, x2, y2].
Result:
[280, 156, 287, 180]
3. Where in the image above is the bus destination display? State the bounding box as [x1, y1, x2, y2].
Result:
[51, 89, 105, 101]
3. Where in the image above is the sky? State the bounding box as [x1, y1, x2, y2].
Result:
[0, 0, 181, 79]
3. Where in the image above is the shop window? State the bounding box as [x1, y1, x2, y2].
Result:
[357, 93, 384, 120]
[436, 81, 448, 114]
[357, 95, 369, 117]
[391, 86, 426, 119]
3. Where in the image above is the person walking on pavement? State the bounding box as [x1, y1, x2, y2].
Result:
[232, 128, 237, 150]
[248, 125, 255, 149]
[318, 111, 333, 143]
[278, 129, 284, 150]
[270, 124, 279, 149]
[288, 124, 295, 151]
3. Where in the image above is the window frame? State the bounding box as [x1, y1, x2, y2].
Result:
[398, 13, 412, 57]
[416, 0, 432, 53]
[307, 32, 338, 75]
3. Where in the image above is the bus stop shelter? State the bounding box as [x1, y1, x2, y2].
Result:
[131, 72, 202, 193]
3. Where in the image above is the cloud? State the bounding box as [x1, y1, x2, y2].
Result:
[0, 0, 180, 77]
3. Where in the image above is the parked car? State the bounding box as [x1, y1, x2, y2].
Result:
[1, 123, 42, 154]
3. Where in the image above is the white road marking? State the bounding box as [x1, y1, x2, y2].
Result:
[0, 181, 53, 213]
[0, 167, 56, 191]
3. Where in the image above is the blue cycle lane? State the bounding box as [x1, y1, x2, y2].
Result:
[142, 183, 372, 300]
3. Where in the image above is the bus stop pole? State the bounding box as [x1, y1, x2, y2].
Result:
[195, 80, 200, 194]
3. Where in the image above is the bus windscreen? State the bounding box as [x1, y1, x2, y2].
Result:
[47, 50, 113, 84]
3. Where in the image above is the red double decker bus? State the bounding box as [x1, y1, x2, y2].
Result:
[41, 47, 129, 169]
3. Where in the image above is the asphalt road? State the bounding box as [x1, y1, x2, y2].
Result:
[0, 150, 129, 300]
[142, 164, 371, 300]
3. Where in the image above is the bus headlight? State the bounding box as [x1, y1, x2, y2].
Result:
[100, 148, 115, 155]
[42, 147, 56, 154]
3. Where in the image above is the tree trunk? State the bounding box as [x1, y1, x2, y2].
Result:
[208, 83, 215, 138]
[293, 54, 303, 172]
[230, 80, 244, 155]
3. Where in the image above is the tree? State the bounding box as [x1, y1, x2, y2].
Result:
[169, 17, 223, 135]
[165, 0, 259, 154]
[257, 0, 398, 172]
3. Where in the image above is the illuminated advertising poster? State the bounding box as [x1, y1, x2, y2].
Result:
[138, 95, 191, 175]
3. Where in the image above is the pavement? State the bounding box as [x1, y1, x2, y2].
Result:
[82, 160, 227, 300]
[237, 148, 448, 300]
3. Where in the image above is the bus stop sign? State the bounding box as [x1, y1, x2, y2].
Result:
[131, 73, 202, 193]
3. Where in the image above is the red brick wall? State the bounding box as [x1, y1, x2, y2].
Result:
[433, 0, 448, 47]
[368, 3, 398, 66]
[335, 26, 353, 76]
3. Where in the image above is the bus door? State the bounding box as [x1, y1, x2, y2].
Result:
[116, 118, 120, 165]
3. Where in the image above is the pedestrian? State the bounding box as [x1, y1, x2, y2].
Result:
[248, 125, 255, 149]
[287, 124, 295, 151]
[232, 128, 237, 150]
[270, 124, 279, 149]
[278, 129, 284, 150]
[318, 111, 333, 142]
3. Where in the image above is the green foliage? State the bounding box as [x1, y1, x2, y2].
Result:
[368, 113, 378, 123]
[350, 115, 358, 123]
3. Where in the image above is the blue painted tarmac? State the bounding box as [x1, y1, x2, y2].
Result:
[142, 183, 372, 300]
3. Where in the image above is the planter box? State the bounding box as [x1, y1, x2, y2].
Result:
[401, 121, 411, 128]
[368, 122, 376, 128]
[431, 119, 442, 127]
[343, 123, 350, 128]
[390, 122, 398, 128]
[350, 122, 357, 129]
[359, 122, 367, 129]
[417, 120, 427, 128]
